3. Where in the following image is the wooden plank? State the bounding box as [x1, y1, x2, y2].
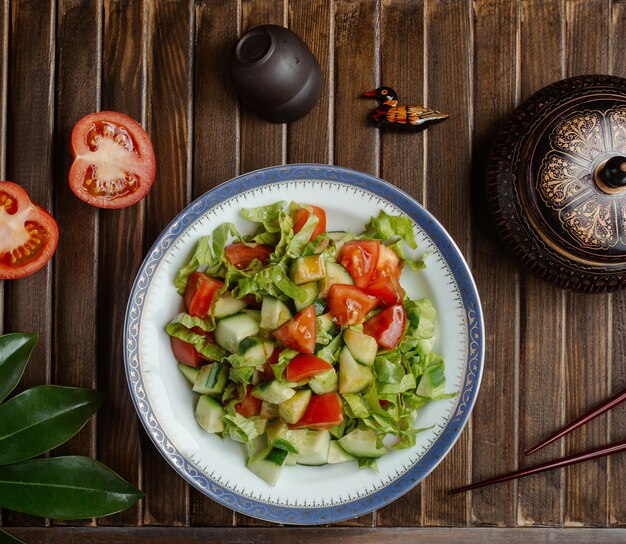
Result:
[517, 0, 565, 528]
[376, 0, 426, 526]
[563, 0, 610, 527]
[6, 527, 626, 543]
[189, 0, 239, 526]
[3, 0, 56, 528]
[420, 0, 472, 526]
[96, 0, 146, 526]
[469, 0, 519, 527]
[609, 0, 626, 527]
[142, 0, 194, 526]
[287, 0, 331, 164]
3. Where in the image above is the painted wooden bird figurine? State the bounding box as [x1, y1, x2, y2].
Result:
[362, 86, 448, 131]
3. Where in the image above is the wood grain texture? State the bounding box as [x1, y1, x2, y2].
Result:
[376, 0, 425, 526]
[189, 0, 239, 526]
[96, 0, 146, 526]
[469, 0, 519, 527]
[516, 0, 565, 527]
[421, 0, 472, 526]
[563, 0, 610, 527]
[142, 0, 193, 526]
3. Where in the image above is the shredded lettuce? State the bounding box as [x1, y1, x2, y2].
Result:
[271, 349, 298, 381]
[240, 201, 286, 233]
[223, 413, 265, 443]
[174, 236, 213, 295]
[165, 315, 228, 361]
[365, 210, 417, 249]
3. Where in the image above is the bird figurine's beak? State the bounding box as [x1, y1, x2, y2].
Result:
[362, 90, 377, 97]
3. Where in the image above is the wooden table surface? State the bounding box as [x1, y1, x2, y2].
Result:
[1, 0, 625, 542]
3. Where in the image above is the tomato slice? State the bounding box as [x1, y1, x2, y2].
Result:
[290, 392, 343, 430]
[327, 284, 379, 325]
[69, 111, 156, 209]
[339, 240, 380, 289]
[366, 245, 405, 305]
[272, 305, 317, 353]
[261, 348, 283, 381]
[170, 336, 203, 367]
[235, 384, 262, 417]
[363, 304, 407, 349]
[224, 243, 273, 269]
[293, 204, 326, 241]
[184, 272, 224, 318]
[0, 182, 59, 280]
[285, 354, 333, 382]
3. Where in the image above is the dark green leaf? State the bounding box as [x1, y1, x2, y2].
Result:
[0, 386, 103, 465]
[0, 529, 26, 544]
[0, 333, 38, 403]
[0, 456, 143, 519]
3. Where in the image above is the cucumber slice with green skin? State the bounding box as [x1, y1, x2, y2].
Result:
[266, 421, 302, 453]
[195, 395, 225, 433]
[290, 254, 326, 285]
[343, 329, 378, 366]
[178, 363, 199, 385]
[308, 368, 338, 394]
[327, 440, 356, 464]
[251, 380, 296, 404]
[238, 336, 275, 366]
[294, 282, 319, 312]
[338, 428, 387, 458]
[284, 452, 297, 466]
[318, 262, 354, 297]
[295, 429, 331, 465]
[214, 312, 260, 353]
[213, 292, 246, 319]
[264, 446, 290, 465]
[260, 401, 279, 420]
[339, 346, 373, 394]
[260, 296, 292, 330]
[278, 389, 312, 424]
[272, 437, 299, 454]
[247, 446, 287, 486]
[192, 362, 228, 396]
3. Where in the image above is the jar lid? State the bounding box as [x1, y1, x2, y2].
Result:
[487, 75, 626, 293]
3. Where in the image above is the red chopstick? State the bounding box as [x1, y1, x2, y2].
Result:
[525, 386, 626, 456]
[448, 439, 626, 495]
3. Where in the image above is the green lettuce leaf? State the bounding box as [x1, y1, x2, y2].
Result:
[223, 413, 265, 443]
[165, 316, 228, 361]
[174, 235, 213, 295]
[365, 210, 417, 248]
[271, 349, 298, 381]
[240, 201, 287, 233]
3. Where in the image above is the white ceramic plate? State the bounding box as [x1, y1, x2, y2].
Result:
[125, 164, 484, 524]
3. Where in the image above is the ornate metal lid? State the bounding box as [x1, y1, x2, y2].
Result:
[487, 75, 626, 293]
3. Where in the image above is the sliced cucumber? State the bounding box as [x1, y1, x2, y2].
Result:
[278, 389, 312, 424]
[192, 362, 228, 396]
[318, 262, 354, 297]
[214, 313, 260, 353]
[295, 429, 331, 466]
[178, 363, 199, 385]
[308, 368, 338, 395]
[317, 312, 336, 334]
[247, 446, 287, 486]
[260, 296, 292, 330]
[260, 401, 279, 420]
[343, 329, 378, 366]
[238, 336, 274, 366]
[195, 395, 225, 433]
[327, 440, 356, 464]
[243, 308, 262, 323]
[338, 428, 387, 458]
[252, 380, 296, 404]
[294, 282, 319, 312]
[339, 346, 373, 394]
[290, 254, 326, 285]
[284, 453, 298, 466]
[213, 292, 246, 319]
[266, 421, 302, 453]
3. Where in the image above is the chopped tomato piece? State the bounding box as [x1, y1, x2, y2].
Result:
[224, 243, 273, 269]
[293, 204, 326, 241]
[363, 304, 406, 349]
[327, 284, 379, 325]
[366, 245, 404, 305]
[290, 392, 343, 430]
[184, 272, 223, 318]
[339, 240, 380, 289]
[235, 385, 262, 417]
[0, 182, 59, 279]
[272, 305, 317, 353]
[170, 336, 203, 368]
[262, 348, 283, 381]
[285, 354, 333, 382]
[243, 293, 262, 308]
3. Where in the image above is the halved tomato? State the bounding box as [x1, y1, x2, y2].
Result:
[366, 245, 404, 305]
[285, 354, 333, 382]
[290, 392, 343, 430]
[184, 272, 223, 318]
[272, 305, 317, 354]
[69, 111, 156, 209]
[363, 304, 406, 350]
[235, 384, 262, 417]
[293, 204, 326, 241]
[170, 336, 203, 367]
[339, 240, 380, 288]
[0, 182, 59, 280]
[327, 284, 379, 326]
[224, 243, 273, 269]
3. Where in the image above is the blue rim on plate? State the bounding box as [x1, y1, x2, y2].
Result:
[124, 163, 484, 525]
